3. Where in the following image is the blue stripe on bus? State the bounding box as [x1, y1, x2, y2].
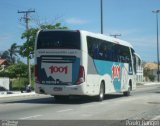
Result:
[72, 58, 80, 83]
[93, 60, 124, 91]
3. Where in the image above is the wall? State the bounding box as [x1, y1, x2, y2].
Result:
[0, 77, 10, 90]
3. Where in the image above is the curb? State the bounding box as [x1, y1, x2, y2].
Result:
[0, 92, 37, 98]
[143, 82, 160, 86]
[1, 82, 160, 98]
[137, 82, 160, 86]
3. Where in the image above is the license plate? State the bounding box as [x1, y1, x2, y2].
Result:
[53, 87, 62, 91]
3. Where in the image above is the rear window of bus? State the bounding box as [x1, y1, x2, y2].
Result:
[37, 31, 80, 50]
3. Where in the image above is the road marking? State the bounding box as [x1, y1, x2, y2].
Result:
[151, 115, 160, 120]
[57, 109, 73, 113]
[20, 115, 42, 120]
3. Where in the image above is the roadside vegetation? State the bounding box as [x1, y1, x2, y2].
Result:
[143, 68, 155, 82]
[0, 21, 67, 91]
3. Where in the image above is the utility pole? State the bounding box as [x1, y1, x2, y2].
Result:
[18, 9, 35, 85]
[152, 10, 160, 82]
[110, 34, 121, 38]
[100, 0, 103, 34]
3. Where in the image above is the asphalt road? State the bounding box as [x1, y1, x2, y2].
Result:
[0, 84, 160, 126]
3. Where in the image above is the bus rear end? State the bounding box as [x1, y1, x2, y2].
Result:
[34, 30, 86, 96]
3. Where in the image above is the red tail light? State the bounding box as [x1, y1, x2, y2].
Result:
[76, 65, 85, 85]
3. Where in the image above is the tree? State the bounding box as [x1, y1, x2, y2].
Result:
[6, 61, 28, 90]
[20, 23, 67, 58]
[19, 23, 68, 85]
[148, 74, 155, 82]
[143, 68, 150, 78]
[0, 50, 10, 62]
[19, 28, 38, 58]
[144, 68, 156, 81]
[40, 23, 67, 30]
[8, 43, 18, 63]
[7, 61, 28, 78]
[0, 43, 18, 64]
[0, 61, 28, 78]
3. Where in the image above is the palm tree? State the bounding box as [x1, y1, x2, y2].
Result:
[1, 50, 10, 62]
[8, 43, 18, 63]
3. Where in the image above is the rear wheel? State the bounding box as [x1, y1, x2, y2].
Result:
[96, 82, 105, 101]
[123, 85, 131, 96]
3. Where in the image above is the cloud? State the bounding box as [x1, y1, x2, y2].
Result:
[65, 18, 89, 25]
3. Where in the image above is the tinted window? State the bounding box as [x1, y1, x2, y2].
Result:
[116, 44, 131, 63]
[87, 36, 117, 61]
[138, 57, 141, 66]
[87, 36, 131, 63]
[37, 31, 80, 49]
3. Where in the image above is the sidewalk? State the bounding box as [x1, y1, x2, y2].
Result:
[137, 82, 160, 86]
[143, 82, 160, 86]
[0, 91, 37, 98]
[0, 82, 160, 98]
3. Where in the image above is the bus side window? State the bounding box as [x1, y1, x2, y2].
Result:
[116, 45, 122, 62]
[125, 56, 130, 63]
[93, 43, 99, 59]
[107, 49, 113, 61]
[102, 44, 108, 60]
[120, 56, 125, 62]
[106, 42, 114, 61]
[133, 53, 137, 74]
[87, 36, 96, 58]
[87, 39, 92, 57]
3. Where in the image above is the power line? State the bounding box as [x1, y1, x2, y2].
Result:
[18, 9, 35, 85]
[18, 9, 35, 30]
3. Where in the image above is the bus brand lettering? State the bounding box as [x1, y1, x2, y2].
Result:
[112, 65, 121, 80]
[49, 66, 68, 74]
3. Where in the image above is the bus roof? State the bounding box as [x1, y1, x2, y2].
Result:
[80, 30, 133, 48]
[134, 53, 142, 60]
[39, 29, 134, 48]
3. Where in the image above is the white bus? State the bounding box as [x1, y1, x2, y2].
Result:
[34, 30, 136, 101]
[134, 53, 144, 83]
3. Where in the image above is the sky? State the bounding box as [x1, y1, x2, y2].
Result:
[0, 0, 160, 62]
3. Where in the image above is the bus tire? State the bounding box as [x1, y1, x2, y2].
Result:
[96, 82, 105, 101]
[123, 85, 131, 96]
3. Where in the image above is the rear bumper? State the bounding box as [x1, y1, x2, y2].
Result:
[35, 83, 88, 96]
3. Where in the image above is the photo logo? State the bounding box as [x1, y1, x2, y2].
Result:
[112, 65, 121, 80]
[49, 66, 68, 74]
[1, 120, 18, 126]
